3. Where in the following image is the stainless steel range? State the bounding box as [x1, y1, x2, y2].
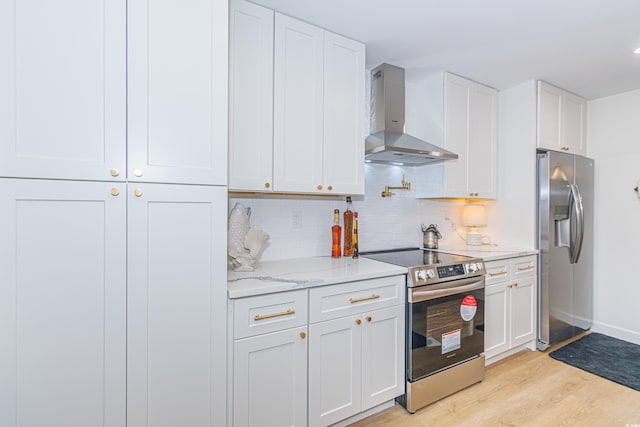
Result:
[361, 248, 486, 413]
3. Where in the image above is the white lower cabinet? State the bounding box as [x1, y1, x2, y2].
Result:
[0, 179, 228, 427]
[230, 275, 405, 427]
[484, 255, 537, 362]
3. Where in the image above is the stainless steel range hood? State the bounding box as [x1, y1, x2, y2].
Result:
[365, 63, 458, 166]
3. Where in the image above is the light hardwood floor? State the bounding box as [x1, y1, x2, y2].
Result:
[350, 337, 640, 427]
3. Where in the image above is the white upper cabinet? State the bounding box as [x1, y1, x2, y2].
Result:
[229, 0, 274, 191]
[0, 0, 127, 181]
[418, 73, 498, 199]
[128, 0, 228, 185]
[229, 4, 365, 195]
[322, 32, 366, 195]
[537, 81, 586, 155]
[0, 0, 227, 185]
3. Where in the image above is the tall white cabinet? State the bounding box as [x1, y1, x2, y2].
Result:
[537, 81, 587, 156]
[0, 1, 228, 426]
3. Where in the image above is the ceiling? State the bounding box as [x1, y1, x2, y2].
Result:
[250, 0, 640, 100]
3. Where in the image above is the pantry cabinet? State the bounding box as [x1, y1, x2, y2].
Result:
[0, 0, 227, 186]
[0, 1, 229, 426]
[417, 73, 498, 199]
[0, 179, 127, 427]
[229, 1, 365, 195]
[537, 81, 586, 155]
[127, 184, 227, 427]
[484, 255, 537, 362]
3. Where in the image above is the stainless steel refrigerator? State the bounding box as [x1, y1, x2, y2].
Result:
[537, 149, 594, 350]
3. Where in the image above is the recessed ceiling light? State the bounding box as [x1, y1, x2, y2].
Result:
[635, 47, 640, 54]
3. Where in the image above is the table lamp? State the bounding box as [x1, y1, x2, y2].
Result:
[462, 204, 487, 246]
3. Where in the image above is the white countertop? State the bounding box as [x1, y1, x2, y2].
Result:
[228, 256, 407, 299]
[435, 244, 538, 262]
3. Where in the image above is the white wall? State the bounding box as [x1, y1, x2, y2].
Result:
[587, 89, 640, 344]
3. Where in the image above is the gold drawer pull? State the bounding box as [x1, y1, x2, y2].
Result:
[517, 265, 535, 271]
[254, 309, 295, 321]
[488, 271, 507, 277]
[349, 294, 380, 304]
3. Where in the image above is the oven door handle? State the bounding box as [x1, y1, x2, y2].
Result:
[409, 278, 485, 302]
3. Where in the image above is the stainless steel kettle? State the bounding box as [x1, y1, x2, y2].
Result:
[421, 223, 442, 249]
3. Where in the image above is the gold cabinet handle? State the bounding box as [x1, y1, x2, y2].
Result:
[317, 184, 323, 190]
[110, 188, 120, 196]
[327, 185, 333, 191]
[517, 265, 535, 271]
[507, 284, 513, 289]
[488, 271, 507, 277]
[513, 283, 518, 287]
[349, 294, 380, 304]
[366, 316, 372, 322]
[134, 168, 143, 177]
[264, 182, 270, 189]
[134, 188, 143, 197]
[254, 308, 295, 321]
[110, 168, 120, 177]
[561, 146, 570, 151]
[300, 332, 306, 339]
[355, 319, 362, 325]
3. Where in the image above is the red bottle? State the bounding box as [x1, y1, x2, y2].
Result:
[331, 209, 342, 258]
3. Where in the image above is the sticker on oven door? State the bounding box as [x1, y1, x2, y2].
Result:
[441, 329, 461, 354]
[460, 295, 478, 321]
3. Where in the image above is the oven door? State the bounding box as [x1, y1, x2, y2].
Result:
[407, 277, 485, 382]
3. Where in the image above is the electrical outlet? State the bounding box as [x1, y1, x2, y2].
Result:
[291, 211, 302, 229]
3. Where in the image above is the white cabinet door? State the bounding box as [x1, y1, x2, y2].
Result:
[229, 0, 274, 192]
[273, 14, 324, 193]
[361, 305, 404, 410]
[233, 327, 308, 427]
[442, 73, 498, 199]
[127, 183, 227, 427]
[309, 316, 362, 427]
[0, 0, 126, 181]
[128, 0, 228, 185]
[0, 179, 126, 427]
[510, 276, 537, 348]
[484, 282, 509, 360]
[537, 81, 563, 152]
[563, 92, 586, 155]
[537, 81, 586, 155]
[323, 32, 365, 195]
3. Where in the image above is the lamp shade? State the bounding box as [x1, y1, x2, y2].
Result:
[462, 204, 487, 227]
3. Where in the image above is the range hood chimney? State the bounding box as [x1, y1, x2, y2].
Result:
[365, 63, 458, 166]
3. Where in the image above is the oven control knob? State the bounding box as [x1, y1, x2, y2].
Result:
[468, 263, 478, 273]
[417, 270, 428, 280]
[476, 262, 484, 272]
[426, 269, 435, 278]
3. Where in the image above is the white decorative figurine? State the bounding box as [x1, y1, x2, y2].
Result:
[228, 203, 270, 272]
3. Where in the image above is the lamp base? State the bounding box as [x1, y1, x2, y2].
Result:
[466, 232, 483, 246]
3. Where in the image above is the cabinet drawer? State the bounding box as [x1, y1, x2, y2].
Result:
[485, 259, 510, 286]
[234, 290, 308, 339]
[309, 275, 405, 323]
[511, 255, 537, 279]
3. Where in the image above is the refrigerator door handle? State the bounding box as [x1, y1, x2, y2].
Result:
[568, 184, 585, 264]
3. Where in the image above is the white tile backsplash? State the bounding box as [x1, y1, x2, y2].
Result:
[229, 164, 468, 261]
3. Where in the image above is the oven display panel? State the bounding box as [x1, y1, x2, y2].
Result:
[437, 264, 465, 278]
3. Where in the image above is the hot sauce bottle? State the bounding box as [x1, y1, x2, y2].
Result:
[331, 209, 342, 258]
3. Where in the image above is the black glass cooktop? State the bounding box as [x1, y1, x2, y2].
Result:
[361, 247, 477, 268]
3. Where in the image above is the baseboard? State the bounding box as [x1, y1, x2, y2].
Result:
[330, 400, 396, 426]
[591, 321, 640, 345]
